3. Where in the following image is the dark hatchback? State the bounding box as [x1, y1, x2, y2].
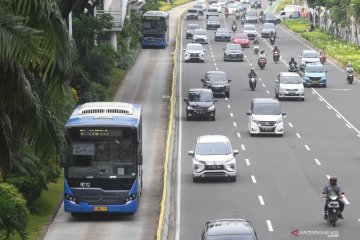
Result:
[201, 219, 259, 240]
[201, 71, 231, 98]
[207, 16, 221, 30]
[186, 23, 200, 39]
[184, 88, 216, 120]
[224, 43, 244, 62]
[214, 28, 231, 41]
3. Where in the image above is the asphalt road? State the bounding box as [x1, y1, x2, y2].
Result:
[176, 1, 360, 240]
[42, 4, 191, 240]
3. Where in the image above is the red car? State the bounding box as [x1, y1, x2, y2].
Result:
[232, 32, 250, 48]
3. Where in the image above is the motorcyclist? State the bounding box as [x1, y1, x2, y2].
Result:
[253, 37, 259, 46]
[225, 6, 229, 15]
[345, 63, 354, 74]
[269, 31, 276, 45]
[248, 68, 258, 79]
[272, 45, 280, 54]
[322, 176, 345, 219]
[232, 20, 237, 31]
[288, 57, 297, 69]
[258, 50, 266, 64]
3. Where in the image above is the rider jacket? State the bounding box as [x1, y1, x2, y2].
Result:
[323, 184, 342, 198]
[272, 47, 280, 53]
[248, 72, 257, 78]
[289, 60, 297, 66]
[345, 67, 354, 74]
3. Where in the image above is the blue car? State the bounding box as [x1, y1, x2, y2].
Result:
[303, 63, 327, 87]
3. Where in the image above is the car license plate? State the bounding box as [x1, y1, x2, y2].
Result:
[312, 80, 318, 84]
[94, 206, 108, 212]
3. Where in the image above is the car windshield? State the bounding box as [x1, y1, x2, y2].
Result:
[263, 23, 275, 29]
[194, 29, 206, 35]
[303, 51, 318, 58]
[189, 92, 213, 102]
[208, 16, 220, 21]
[188, 9, 197, 13]
[306, 66, 325, 73]
[196, 142, 232, 155]
[244, 25, 255, 31]
[188, 24, 200, 30]
[205, 235, 255, 240]
[209, 8, 218, 12]
[253, 103, 281, 115]
[247, 11, 257, 16]
[187, 44, 203, 51]
[208, 72, 227, 82]
[226, 44, 241, 50]
[217, 28, 229, 33]
[280, 76, 302, 84]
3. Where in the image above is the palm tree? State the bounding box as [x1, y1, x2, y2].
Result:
[0, 0, 76, 179]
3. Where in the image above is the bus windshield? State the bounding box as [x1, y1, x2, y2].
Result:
[142, 18, 167, 34]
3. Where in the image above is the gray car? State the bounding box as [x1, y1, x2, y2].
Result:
[186, 23, 200, 39]
[201, 219, 258, 239]
[214, 28, 231, 41]
[261, 22, 276, 38]
[186, 9, 199, 20]
[223, 43, 244, 62]
[207, 16, 221, 30]
[245, 11, 258, 23]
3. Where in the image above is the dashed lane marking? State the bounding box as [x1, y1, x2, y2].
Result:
[314, 159, 322, 166]
[296, 133, 301, 139]
[237, 132, 241, 138]
[230, 113, 233, 117]
[266, 220, 274, 232]
[233, 122, 237, 127]
[288, 122, 294, 127]
[346, 123, 352, 129]
[241, 144, 245, 151]
[227, 105, 231, 108]
[245, 159, 250, 165]
[258, 195, 265, 205]
[304, 145, 310, 151]
[251, 175, 257, 183]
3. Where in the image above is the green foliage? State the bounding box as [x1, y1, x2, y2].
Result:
[6, 174, 46, 209]
[141, 0, 162, 12]
[0, 183, 29, 240]
[275, 0, 293, 12]
[282, 19, 309, 32]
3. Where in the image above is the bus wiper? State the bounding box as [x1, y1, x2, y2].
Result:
[80, 170, 98, 178]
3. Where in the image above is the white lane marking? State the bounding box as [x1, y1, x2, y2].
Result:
[225, 97, 228, 101]
[245, 159, 250, 165]
[213, 58, 215, 62]
[241, 144, 245, 150]
[326, 175, 330, 179]
[312, 90, 315, 94]
[346, 123, 352, 129]
[312, 88, 360, 135]
[358, 219, 360, 223]
[251, 175, 257, 183]
[327, 105, 331, 110]
[296, 133, 301, 139]
[336, 114, 341, 119]
[319, 97, 323, 102]
[262, 83, 266, 88]
[288, 122, 294, 127]
[266, 220, 274, 232]
[214, 63, 217, 66]
[259, 78, 262, 82]
[211, 54, 214, 58]
[215, 67, 218, 71]
[314, 158, 322, 166]
[343, 196, 350, 205]
[357, 134, 360, 138]
[304, 145, 311, 151]
[266, 90, 270, 94]
[258, 195, 265, 205]
[233, 122, 237, 127]
[237, 132, 241, 138]
[227, 105, 231, 108]
[230, 112, 233, 117]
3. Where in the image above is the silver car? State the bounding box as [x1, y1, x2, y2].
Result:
[188, 135, 238, 182]
[192, 29, 209, 44]
[184, 43, 205, 62]
[275, 72, 304, 101]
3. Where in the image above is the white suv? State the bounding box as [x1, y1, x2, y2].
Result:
[184, 43, 205, 62]
[246, 98, 286, 136]
[299, 49, 320, 71]
[188, 135, 238, 182]
[275, 72, 304, 101]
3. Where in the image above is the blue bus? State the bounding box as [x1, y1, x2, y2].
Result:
[140, 11, 169, 48]
[63, 102, 143, 216]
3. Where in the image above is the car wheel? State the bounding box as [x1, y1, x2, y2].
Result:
[230, 176, 236, 182]
[225, 91, 230, 98]
[301, 97, 305, 101]
[193, 176, 199, 183]
[275, 93, 278, 98]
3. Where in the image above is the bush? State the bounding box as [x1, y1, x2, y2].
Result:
[0, 183, 29, 240]
[6, 175, 45, 209]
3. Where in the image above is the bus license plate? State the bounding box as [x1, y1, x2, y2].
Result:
[94, 206, 108, 212]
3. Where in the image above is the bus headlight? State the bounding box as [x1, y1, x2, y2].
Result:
[123, 193, 137, 204]
[65, 194, 77, 204]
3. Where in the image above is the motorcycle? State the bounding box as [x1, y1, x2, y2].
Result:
[347, 72, 354, 84]
[254, 45, 259, 55]
[325, 194, 341, 227]
[249, 76, 256, 90]
[225, 12, 229, 19]
[269, 36, 275, 45]
[273, 51, 280, 63]
[288, 63, 299, 73]
[241, 17, 245, 25]
[320, 53, 326, 64]
[232, 24, 237, 32]
[258, 57, 266, 70]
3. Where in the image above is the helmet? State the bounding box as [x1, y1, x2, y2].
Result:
[329, 176, 337, 186]
[250, 68, 255, 73]
[348, 64, 352, 68]
[291, 57, 294, 61]
[261, 50, 265, 54]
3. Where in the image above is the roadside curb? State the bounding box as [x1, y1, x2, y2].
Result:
[40, 195, 63, 239]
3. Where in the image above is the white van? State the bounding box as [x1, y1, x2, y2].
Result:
[276, 5, 301, 21]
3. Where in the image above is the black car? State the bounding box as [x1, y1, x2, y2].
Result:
[186, 23, 200, 39]
[250, 0, 261, 8]
[206, 16, 221, 30]
[214, 28, 231, 41]
[223, 43, 244, 62]
[187, 9, 199, 20]
[262, 13, 278, 24]
[184, 88, 216, 120]
[201, 71, 231, 98]
[201, 219, 259, 240]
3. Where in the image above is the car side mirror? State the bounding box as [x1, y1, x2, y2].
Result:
[246, 111, 251, 115]
[233, 150, 239, 156]
[201, 79, 205, 83]
[276, 79, 279, 83]
[188, 151, 194, 157]
[228, 79, 232, 82]
[282, 112, 287, 116]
